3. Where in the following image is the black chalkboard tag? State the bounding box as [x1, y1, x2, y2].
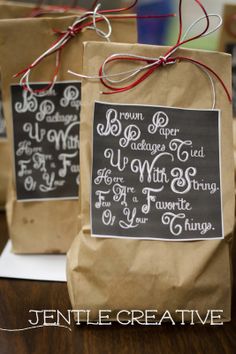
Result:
[0, 86, 6, 139]
[11, 81, 81, 201]
[91, 101, 223, 241]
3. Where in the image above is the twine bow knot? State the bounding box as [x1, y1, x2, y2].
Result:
[69, 0, 231, 107]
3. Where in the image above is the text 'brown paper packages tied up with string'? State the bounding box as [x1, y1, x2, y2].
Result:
[0, 1, 86, 210]
[219, 3, 236, 191]
[67, 3, 235, 323]
[0, 10, 138, 253]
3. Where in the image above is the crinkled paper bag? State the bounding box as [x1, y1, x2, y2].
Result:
[0, 17, 137, 253]
[67, 41, 234, 322]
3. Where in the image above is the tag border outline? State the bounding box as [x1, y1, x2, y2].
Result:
[90, 100, 224, 242]
[10, 80, 81, 202]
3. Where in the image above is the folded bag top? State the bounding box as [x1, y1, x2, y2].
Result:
[0, 1, 141, 210]
[0, 1, 86, 209]
[0, 13, 137, 253]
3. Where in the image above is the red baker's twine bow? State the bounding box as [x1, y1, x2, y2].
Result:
[14, 0, 175, 95]
[92, 0, 231, 102]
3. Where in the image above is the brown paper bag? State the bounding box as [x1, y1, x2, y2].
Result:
[67, 41, 234, 323]
[0, 16, 137, 253]
[0, 2, 84, 210]
[0, 2, 32, 209]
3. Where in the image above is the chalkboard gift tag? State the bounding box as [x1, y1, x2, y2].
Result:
[91, 102, 222, 241]
[11, 82, 81, 201]
[67, 41, 234, 323]
[0, 15, 137, 253]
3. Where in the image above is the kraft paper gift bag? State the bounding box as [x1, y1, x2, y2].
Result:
[0, 2, 84, 210]
[0, 1, 30, 209]
[0, 15, 137, 253]
[67, 41, 234, 323]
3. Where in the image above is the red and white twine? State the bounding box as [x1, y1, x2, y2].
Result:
[70, 0, 232, 106]
[14, 0, 175, 96]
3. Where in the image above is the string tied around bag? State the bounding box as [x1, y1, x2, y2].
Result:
[14, 0, 176, 96]
[69, 0, 231, 108]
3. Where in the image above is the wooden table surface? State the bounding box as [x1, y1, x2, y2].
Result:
[0, 211, 236, 354]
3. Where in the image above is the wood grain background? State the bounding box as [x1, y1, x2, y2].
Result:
[0, 211, 236, 354]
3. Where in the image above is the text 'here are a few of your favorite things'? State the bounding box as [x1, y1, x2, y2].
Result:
[91, 102, 223, 241]
[11, 82, 81, 201]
